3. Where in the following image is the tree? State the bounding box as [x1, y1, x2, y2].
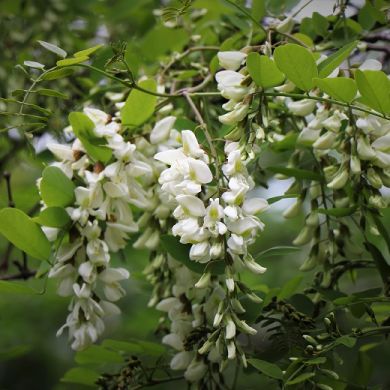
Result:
[1, 0, 390, 388]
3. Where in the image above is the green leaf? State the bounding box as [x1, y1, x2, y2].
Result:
[42, 68, 74, 81]
[40, 166, 75, 208]
[247, 53, 285, 89]
[61, 367, 100, 387]
[254, 246, 300, 260]
[74, 44, 103, 58]
[248, 358, 283, 379]
[317, 207, 357, 217]
[267, 166, 322, 181]
[36, 88, 68, 99]
[0, 345, 32, 361]
[273, 44, 317, 91]
[75, 345, 124, 365]
[286, 372, 315, 385]
[278, 275, 303, 300]
[318, 41, 358, 78]
[33, 207, 71, 228]
[160, 235, 204, 274]
[251, 0, 265, 20]
[204, 260, 225, 275]
[37, 40, 67, 58]
[314, 77, 357, 103]
[305, 356, 327, 365]
[0, 208, 51, 261]
[335, 335, 356, 348]
[102, 339, 144, 354]
[0, 281, 36, 295]
[102, 339, 165, 356]
[312, 12, 329, 37]
[267, 194, 299, 204]
[355, 70, 390, 114]
[56, 56, 89, 67]
[121, 79, 157, 128]
[68, 112, 113, 163]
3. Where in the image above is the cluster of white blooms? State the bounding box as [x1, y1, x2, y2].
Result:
[215, 51, 255, 126]
[40, 107, 154, 350]
[154, 128, 269, 375]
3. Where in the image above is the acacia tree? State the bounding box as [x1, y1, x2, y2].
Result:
[1, 0, 390, 388]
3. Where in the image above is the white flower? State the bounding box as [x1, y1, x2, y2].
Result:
[162, 333, 183, 351]
[217, 51, 247, 71]
[313, 131, 337, 150]
[225, 318, 236, 339]
[184, 360, 208, 382]
[99, 267, 130, 283]
[215, 70, 250, 101]
[170, 351, 194, 370]
[189, 241, 211, 263]
[287, 99, 316, 117]
[219, 102, 249, 125]
[150, 116, 176, 144]
[242, 198, 269, 215]
[176, 194, 206, 217]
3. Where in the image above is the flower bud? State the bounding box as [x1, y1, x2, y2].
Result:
[367, 167, 382, 189]
[253, 123, 265, 140]
[184, 360, 208, 382]
[350, 154, 361, 174]
[210, 242, 224, 259]
[299, 252, 319, 271]
[298, 127, 320, 146]
[227, 341, 236, 359]
[287, 99, 316, 117]
[226, 277, 235, 292]
[217, 51, 247, 71]
[224, 125, 244, 141]
[357, 136, 376, 160]
[237, 320, 257, 335]
[219, 103, 249, 125]
[293, 225, 313, 246]
[282, 199, 302, 219]
[320, 369, 339, 380]
[309, 182, 321, 198]
[369, 195, 387, 209]
[231, 298, 246, 314]
[195, 273, 211, 289]
[198, 339, 213, 355]
[327, 169, 349, 190]
[306, 211, 319, 227]
[243, 254, 266, 274]
[225, 317, 236, 339]
[313, 131, 337, 149]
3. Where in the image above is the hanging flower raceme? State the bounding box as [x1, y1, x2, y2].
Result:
[39, 107, 153, 350]
[154, 129, 269, 377]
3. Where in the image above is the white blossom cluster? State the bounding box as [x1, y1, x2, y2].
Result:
[40, 107, 153, 350]
[215, 51, 255, 126]
[154, 128, 269, 377]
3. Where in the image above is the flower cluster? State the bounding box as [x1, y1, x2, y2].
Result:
[215, 51, 254, 126]
[41, 107, 152, 350]
[154, 129, 269, 376]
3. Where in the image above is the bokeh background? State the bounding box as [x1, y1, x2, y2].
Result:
[1, 1, 389, 389]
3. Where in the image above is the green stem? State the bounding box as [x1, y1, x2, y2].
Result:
[262, 92, 389, 120]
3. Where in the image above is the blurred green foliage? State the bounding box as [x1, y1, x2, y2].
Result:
[1, 0, 390, 389]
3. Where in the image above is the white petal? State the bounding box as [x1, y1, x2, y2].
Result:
[154, 149, 186, 165]
[217, 51, 247, 71]
[150, 116, 176, 144]
[242, 198, 269, 215]
[176, 194, 206, 217]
